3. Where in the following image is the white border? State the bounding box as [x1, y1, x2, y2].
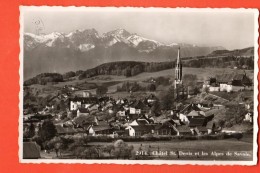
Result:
[19, 6, 259, 165]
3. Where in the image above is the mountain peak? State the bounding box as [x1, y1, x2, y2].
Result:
[103, 28, 131, 39]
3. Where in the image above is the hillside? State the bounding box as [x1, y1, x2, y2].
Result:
[208, 47, 254, 57]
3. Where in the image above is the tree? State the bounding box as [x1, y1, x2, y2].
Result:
[160, 86, 175, 110]
[147, 83, 156, 92]
[183, 74, 198, 87]
[96, 86, 108, 96]
[112, 140, 134, 159]
[38, 120, 57, 142]
[24, 123, 35, 138]
[103, 145, 115, 157]
[151, 100, 161, 116]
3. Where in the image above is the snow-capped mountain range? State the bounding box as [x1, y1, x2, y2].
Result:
[24, 28, 191, 52]
[23, 28, 225, 79]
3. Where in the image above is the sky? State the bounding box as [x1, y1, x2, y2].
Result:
[22, 7, 257, 50]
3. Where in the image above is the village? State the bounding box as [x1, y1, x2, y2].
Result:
[23, 48, 254, 160]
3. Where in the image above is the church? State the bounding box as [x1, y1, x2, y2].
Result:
[174, 47, 183, 89]
[173, 47, 187, 99]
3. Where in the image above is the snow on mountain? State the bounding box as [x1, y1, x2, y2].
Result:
[24, 28, 224, 54]
[127, 34, 163, 48]
[167, 43, 179, 47]
[78, 44, 95, 52]
[24, 28, 167, 51]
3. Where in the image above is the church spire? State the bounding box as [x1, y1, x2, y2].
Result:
[174, 47, 182, 88]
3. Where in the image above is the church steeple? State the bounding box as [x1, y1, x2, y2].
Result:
[174, 47, 182, 88]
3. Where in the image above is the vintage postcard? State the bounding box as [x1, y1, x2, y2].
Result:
[19, 7, 258, 165]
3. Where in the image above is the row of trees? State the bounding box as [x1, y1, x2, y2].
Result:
[116, 82, 156, 92]
[78, 61, 174, 79]
[24, 73, 64, 86]
[183, 56, 254, 69]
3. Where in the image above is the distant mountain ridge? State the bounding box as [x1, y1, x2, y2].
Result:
[24, 28, 225, 79]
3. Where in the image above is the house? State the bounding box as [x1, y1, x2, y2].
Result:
[125, 125, 154, 137]
[88, 122, 113, 136]
[178, 104, 203, 122]
[23, 142, 41, 159]
[203, 77, 220, 92]
[244, 112, 253, 123]
[129, 100, 148, 114]
[180, 104, 202, 115]
[73, 115, 97, 128]
[69, 97, 98, 111]
[177, 113, 189, 123]
[146, 94, 157, 103]
[129, 119, 150, 126]
[117, 110, 126, 117]
[175, 126, 192, 136]
[77, 108, 89, 117]
[88, 104, 100, 112]
[82, 90, 92, 98]
[189, 117, 208, 127]
[55, 124, 84, 135]
[203, 72, 252, 93]
[195, 126, 209, 135]
[154, 124, 176, 135]
[186, 110, 205, 119]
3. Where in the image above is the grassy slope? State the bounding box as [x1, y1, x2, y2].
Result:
[28, 67, 254, 97]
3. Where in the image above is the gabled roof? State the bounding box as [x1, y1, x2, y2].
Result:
[130, 100, 148, 109]
[136, 119, 149, 125]
[187, 110, 205, 117]
[131, 125, 154, 132]
[23, 142, 41, 159]
[180, 104, 202, 114]
[92, 124, 112, 132]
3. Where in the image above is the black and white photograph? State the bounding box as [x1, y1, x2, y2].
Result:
[19, 7, 258, 165]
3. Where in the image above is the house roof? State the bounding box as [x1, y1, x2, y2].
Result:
[131, 125, 154, 131]
[55, 124, 77, 134]
[176, 126, 191, 133]
[154, 124, 172, 130]
[189, 118, 207, 127]
[130, 100, 148, 109]
[73, 115, 95, 126]
[92, 125, 111, 132]
[180, 104, 202, 114]
[78, 108, 89, 113]
[23, 142, 41, 159]
[136, 119, 149, 125]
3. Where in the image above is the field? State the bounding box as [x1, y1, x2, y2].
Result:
[40, 135, 253, 160]
[27, 67, 254, 97]
[88, 136, 253, 160]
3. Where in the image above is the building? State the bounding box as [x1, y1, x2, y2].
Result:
[82, 90, 92, 98]
[154, 124, 176, 135]
[69, 97, 98, 111]
[203, 72, 252, 92]
[174, 47, 182, 89]
[125, 125, 154, 137]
